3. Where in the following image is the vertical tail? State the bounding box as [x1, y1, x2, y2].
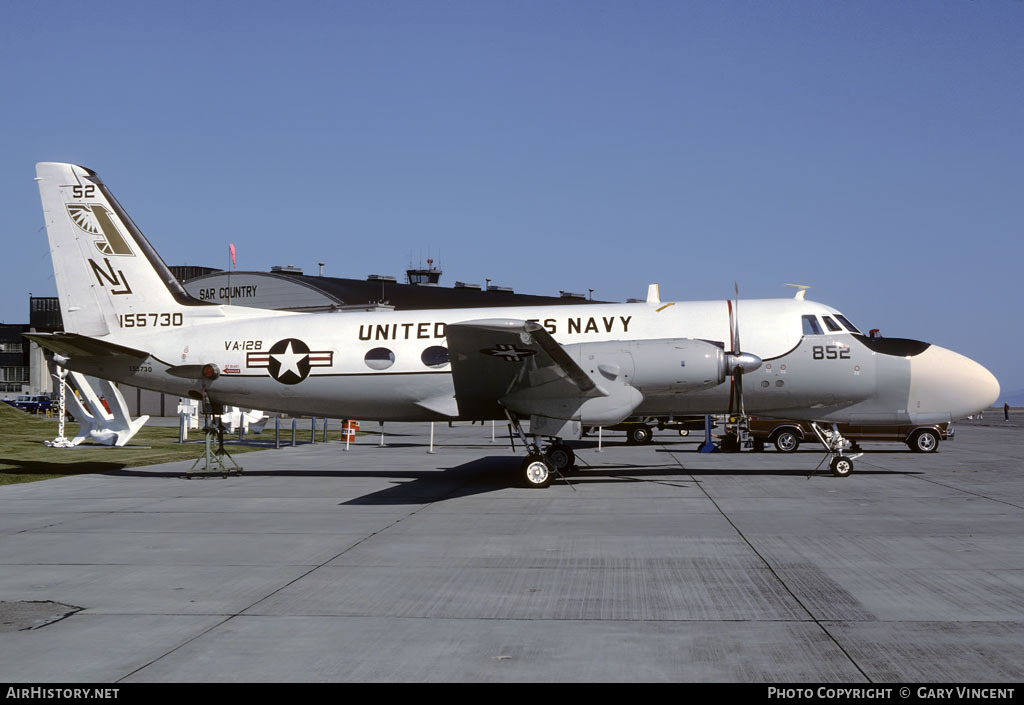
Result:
[35, 162, 213, 337]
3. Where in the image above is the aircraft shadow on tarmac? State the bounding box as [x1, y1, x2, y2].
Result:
[11, 454, 920, 505]
[339, 457, 923, 504]
[2, 459, 132, 478]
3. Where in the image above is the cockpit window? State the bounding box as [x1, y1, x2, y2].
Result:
[821, 315, 842, 332]
[802, 315, 822, 335]
[834, 314, 861, 334]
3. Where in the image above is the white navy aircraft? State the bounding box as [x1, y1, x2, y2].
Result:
[29, 162, 1000, 486]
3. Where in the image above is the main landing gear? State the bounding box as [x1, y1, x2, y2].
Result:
[518, 442, 577, 488]
[810, 422, 862, 477]
[504, 411, 575, 489]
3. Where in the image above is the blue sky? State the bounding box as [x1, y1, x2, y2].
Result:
[2, 1, 1021, 393]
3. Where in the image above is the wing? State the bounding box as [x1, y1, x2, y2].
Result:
[445, 319, 607, 419]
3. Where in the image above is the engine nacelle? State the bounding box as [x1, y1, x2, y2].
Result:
[565, 338, 727, 394]
[506, 338, 728, 428]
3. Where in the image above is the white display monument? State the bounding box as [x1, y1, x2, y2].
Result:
[46, 367, 150, 447]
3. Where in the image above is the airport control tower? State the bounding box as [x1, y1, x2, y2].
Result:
[406, 258, 442, 286]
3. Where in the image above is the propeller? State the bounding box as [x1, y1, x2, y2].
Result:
[726, 282, 763, 419]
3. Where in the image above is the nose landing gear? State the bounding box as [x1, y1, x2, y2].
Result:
[811, 422, 862, 477]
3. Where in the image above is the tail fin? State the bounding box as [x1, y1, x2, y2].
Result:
[35, 162, 213, 336]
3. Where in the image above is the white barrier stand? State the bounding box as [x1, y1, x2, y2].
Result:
[177, 399, 200, 430]
[217, 406, 268, 436]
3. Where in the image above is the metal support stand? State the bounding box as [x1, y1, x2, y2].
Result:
[379, 421, 386, 447]
[596, 426, 603, 452]
[187, 403, 242, 478]
[275, 417, 281, 449]
[697, 415, 718, 453]
[291, 418, 297, 446]
[428, 421, 436, 454]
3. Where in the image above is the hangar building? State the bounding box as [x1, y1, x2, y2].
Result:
[180, 263, 598, 312]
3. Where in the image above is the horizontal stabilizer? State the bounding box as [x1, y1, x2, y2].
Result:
[23, 332, 149, 360]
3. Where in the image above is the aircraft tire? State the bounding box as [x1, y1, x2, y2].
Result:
[546, 444, 575, 472]
[522, 454, 553, 488]
[830, 456, 853, 477]
[773, 430, 801, 453]
[628, 425, 652, 444]
[908, 429, 939, 453]
[678, 429, 689, 436]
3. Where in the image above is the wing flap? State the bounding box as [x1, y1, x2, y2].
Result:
[446, 319, 606, 419]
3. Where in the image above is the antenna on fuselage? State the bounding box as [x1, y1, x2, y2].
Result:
[784, 283, 811, 300]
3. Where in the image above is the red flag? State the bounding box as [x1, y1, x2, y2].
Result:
[229, 243, 236, 269]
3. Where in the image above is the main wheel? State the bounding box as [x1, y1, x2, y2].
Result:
[678, 429, 690, 437]
[908, 429, 939, 453]
[773, 430, 801, 453]
[546, 443, 575, 472]
[830, 456, 853, 477]
[628, 425, 652, 444]
[521, 454, 553, 488]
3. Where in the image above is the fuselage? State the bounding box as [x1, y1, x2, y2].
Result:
[71, 296, 1000, 425]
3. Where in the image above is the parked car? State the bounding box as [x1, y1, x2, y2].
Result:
[9, 394, 53, 414]
[587, 416, 709, 444]
[747, 417, 953, 453]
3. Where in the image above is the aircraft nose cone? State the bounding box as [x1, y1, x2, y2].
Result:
[909, 345, 1000, 420]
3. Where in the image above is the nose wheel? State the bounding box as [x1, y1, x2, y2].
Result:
[829, 455, 854, 477]
[811, 422, 862, 478]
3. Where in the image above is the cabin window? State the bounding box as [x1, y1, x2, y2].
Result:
[834, 314, 861, 334]
[822, 316, 842, 332]
[421, 346, 450, 369]
[364, 347, 395, 370]
[801, 315, 822, 335]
